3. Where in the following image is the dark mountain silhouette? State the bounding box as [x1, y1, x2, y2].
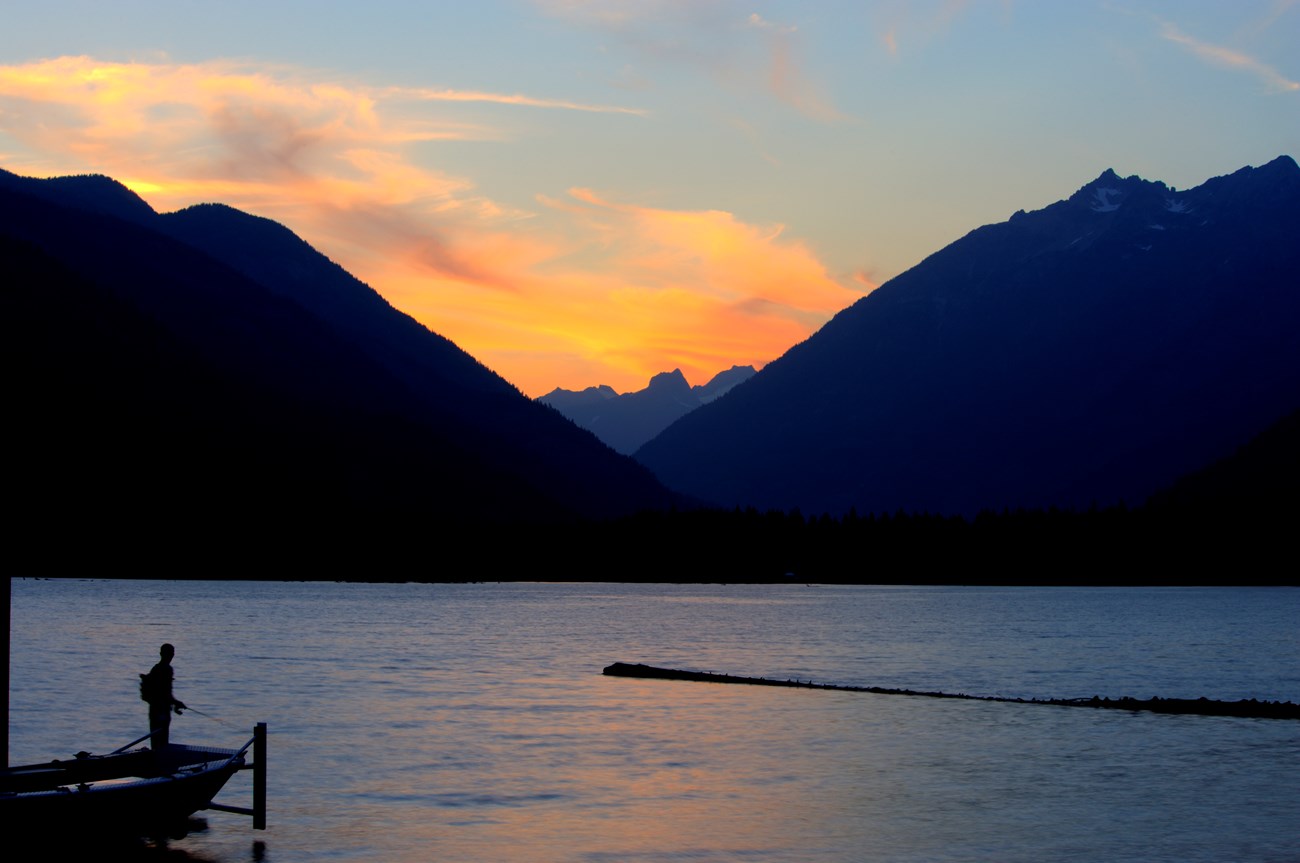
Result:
[1145, 404, 1300, 518]
[694, 365, 759, 403]
[539, 365, 757, 454]
[636, 157, 1300, 516]
[541, 384, 620, 412]
[1, 168, 678, 551]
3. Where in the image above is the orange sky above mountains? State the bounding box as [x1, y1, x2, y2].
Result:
[1, 2, 1296, 396]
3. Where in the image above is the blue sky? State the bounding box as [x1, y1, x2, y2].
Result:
[2, 1, 1296, 395]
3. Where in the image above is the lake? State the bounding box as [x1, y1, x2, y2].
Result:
[7, 580, 1299, 861]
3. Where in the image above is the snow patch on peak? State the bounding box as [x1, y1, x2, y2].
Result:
[1165, 198, 1191, 213]
[1091, 187, 1122, 212]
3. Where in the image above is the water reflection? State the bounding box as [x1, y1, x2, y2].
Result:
[9, 581, 1299, 863]
[15, 818, 260, 862]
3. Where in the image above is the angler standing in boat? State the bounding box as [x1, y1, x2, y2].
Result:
[140, 643, 186, 750]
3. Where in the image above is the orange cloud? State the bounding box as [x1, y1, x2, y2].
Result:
[562, 189, 854, 312]
[482, 189, 863, 393]
[0, 55, 863, 397]
[852, 270, 882, 293]
[364, 186, 864, 395]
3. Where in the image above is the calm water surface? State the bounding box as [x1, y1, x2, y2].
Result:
[8, 581, 1299, 862]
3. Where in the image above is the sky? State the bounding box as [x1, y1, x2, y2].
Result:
[1, 1, 1297, 397]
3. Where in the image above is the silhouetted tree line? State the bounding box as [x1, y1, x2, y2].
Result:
[524, 497, 1286, 584]
[73, 489, 1286, 582]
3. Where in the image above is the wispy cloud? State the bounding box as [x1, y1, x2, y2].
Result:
[852, 270, 881, 293]
[882, 28, 900, 57]
[0, 54, 858, 395]
[364, 185, 865, 394]
[535, 0, 849, 121]
[747, 12, 796, 35]
[1159, 20, 1299, 92]
[0, 55, 641, 190]
[1246, 0, 1300, 38]
[0, 57, 507, 273]
[386, 85, 648, 115]
[875, 0, 970, 58]
[759, 15, 849, 122]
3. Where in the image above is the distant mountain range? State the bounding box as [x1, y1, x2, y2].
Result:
[7, 156, 1295, 566]
[539, 365, 756, 454]
[1, 168, 678, 546]
[635, 156, 1300, 516]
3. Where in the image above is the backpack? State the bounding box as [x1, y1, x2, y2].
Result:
[139, 669, 165, 703]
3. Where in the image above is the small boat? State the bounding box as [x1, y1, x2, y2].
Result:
[0, 723, 266, 836]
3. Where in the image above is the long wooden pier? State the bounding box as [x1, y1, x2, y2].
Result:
[602, 662, 1300, 720]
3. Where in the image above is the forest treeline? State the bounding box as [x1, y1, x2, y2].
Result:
[51, 488, 1289, 583]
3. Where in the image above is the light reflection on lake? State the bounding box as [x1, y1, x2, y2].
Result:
[8, 581, 1299, 862]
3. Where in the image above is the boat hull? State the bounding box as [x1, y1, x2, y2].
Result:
[2, 745, 245, 835]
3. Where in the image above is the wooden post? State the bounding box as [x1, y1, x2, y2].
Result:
[3, 576, 9, 769]
[253, 722, 266, 830]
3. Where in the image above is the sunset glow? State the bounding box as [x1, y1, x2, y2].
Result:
[2, 2, 1296, 395]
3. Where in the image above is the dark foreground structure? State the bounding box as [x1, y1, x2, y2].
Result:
[603, 663, 1300, 720]
[1, 724, 267, 837]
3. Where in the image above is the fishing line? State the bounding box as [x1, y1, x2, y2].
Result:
[183, 706, 230, 724]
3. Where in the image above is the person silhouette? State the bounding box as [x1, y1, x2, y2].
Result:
[140, 643, 186, 750]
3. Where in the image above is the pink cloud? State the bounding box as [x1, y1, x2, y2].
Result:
[1159, 20, 1299, 92]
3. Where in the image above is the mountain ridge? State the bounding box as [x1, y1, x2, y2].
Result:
[540, 365, 757, 454]
[2, 166, 679, 534]
[635, 156, 1300, 516]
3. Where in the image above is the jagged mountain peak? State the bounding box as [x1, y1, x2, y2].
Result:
[1076, 166, 1146, 190]
[1232, 154, 1299, 180]
[1063, 156, 1299, 215]
[695, 365, 758, 404]
[1203, 155, 1300, 206]
[1066, 167, 1167, 214]
[647, 368, 691, 392]
[539, 384, 619, 408]
[540, 366, 740, 455]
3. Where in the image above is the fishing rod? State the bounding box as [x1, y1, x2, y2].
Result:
[181, 705, 228, 723]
